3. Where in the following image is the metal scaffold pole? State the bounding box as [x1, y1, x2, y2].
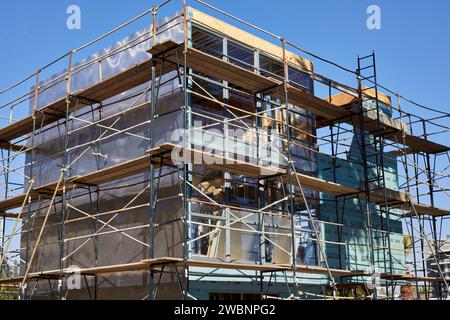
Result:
[356, 57, 377, 300]
[423, 120, 443, 299]
[57, 50, 74, 300]
[182, 0, 190, 300]
[281, 38, 301, 298]
[148, 7, 158, 300]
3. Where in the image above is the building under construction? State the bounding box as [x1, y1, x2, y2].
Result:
[0, 0, 449, 300]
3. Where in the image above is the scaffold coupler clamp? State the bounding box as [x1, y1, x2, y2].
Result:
[58, 278, 63, 291]
[405, 192, 412, 203]
[19, 283, 27, 299]
[329, 279, 337, 291]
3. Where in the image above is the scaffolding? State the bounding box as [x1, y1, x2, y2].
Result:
[0, 0, 449, 300]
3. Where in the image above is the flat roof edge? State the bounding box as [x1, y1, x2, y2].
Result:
[188, 7, 314, 72]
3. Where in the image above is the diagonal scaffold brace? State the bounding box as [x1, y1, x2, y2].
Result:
[19, 170, 65, 298]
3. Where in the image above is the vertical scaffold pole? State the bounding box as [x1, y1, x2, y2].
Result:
[182, 0, 190, 300]
[281, 38, 299, 297]
[19, 69, 41, 299]
[356, 57, 377, 300]
[148, 6, 157, 301]
[283, 40, 337, 299]
[408, 115, 429, 299]
[370, 52, 395, 299]
[422, 120, 442, 299]
[398, 99, 420, 299]
[30, 70, 40, 183]
[58, 50, 74, 300]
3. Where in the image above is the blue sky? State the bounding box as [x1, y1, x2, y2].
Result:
[0, 1, 448, 248]
[0, 0, 449, 106]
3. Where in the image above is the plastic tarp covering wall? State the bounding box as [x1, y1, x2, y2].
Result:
[21, 11, 185, 300]
[33, 11, 184, 112]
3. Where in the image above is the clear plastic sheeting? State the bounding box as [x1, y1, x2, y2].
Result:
[28, 71, 182, 187]
[31, 10, 184, 113]
[19, 10, 185, 299]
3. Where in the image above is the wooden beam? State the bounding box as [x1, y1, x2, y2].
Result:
[0, 58, 174, 143]
[402, 134, 449, 155]
[75, 262, 148, 275]
[413, 203, 450, 217]
[0, 262, 148, 285]
[287, 85, 348, 120]
[0, 212, 19, 219]
[149, 40, 181, 56]
[388, 148, 415, 157]
[381, 272, 450, 283]
[148, 143, 285, 178]
[72, 155, 150, 186]
[143, 257, 368, 277]
[0, 157, 150, 212]
[0, 194, 39, 212]
[0, 142, 26, 153]
[368, 187, 407, 206]
[402, 203, 450, 218]
[155, 46, 283, 94]
[409, 275, 450, 283]
[283, 172, 357, 197]
[189, 8, 313, 72]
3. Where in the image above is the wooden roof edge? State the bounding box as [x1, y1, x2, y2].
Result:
[328, 88, 392, 107]
[188, 7, 314, 73]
